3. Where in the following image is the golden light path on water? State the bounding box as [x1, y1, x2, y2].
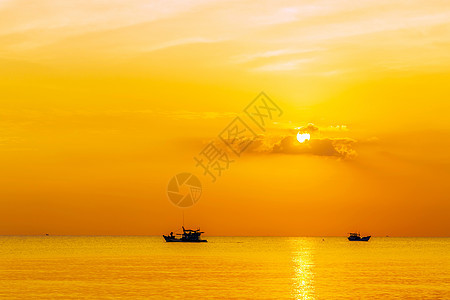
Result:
[290, 238, 315, 299]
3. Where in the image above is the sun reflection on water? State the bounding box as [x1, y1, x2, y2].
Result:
[290, 239, 315, 299]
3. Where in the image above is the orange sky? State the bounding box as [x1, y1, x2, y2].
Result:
[0, 0, 449, 236]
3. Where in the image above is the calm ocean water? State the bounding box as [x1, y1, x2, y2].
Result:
[0, 236, 448, 299]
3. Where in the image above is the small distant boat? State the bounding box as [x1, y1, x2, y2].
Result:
[348, 232, 371, 241]
[163, 226, 207, 243]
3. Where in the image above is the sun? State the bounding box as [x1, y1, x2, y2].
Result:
[297, 132, 310, 143]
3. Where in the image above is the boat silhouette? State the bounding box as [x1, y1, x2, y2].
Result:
[163, 226, 207, 243]
[348, 232, 371, 241]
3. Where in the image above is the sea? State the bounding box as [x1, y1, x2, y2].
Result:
[0, 236, 448, 299]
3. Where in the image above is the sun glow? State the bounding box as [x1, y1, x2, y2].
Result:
[297, 132, 310, 143]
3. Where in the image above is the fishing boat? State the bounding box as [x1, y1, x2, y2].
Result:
[163, 227, 207, 243]
[348, 232, 371, 241]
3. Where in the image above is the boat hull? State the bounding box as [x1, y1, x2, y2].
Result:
[163, 235, 207, 243]
[348, 236, 371, 241]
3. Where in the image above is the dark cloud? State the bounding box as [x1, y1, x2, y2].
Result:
[273, 136, 356, 159]
[297, 123, 319, 133]
[223, 134, 357, 159]
[212, 122, 357, 159]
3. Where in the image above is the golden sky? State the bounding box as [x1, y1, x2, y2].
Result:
[0, 0, 449, 236]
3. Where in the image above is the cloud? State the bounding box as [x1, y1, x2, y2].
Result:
[220, 134, 357, 159]
[273, 136, 356, 159]
[295, 123, 319, 133]
[231, 48, 322, 64]
[0, 108, 236, 121]
[139, 37, 225, 53]
[1, 0, 448, 72]
[252, 58, 314, 72]
[212, 122, 358, 159]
